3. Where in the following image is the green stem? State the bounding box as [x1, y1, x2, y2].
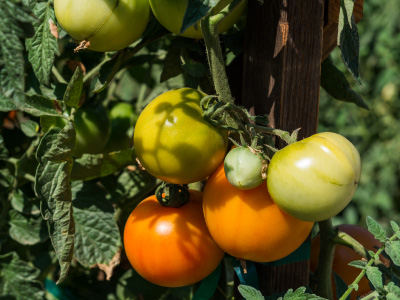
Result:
[52, 66, 67, 84]
[201, 15, 233, 104]
[316, 219, 336, 300]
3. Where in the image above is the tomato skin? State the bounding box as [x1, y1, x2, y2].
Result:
[149, 0, 247, 39]
[123, 190, 225, 287]
[203, 164, 313, 262]
[54, 0, 150, 52]
[224, 147, 264, 190]
[310, 224, 389, 300]
[267, 132, 361, 222]
[133, 88, 228, 184]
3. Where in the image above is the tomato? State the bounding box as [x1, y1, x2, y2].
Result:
[267, 132, 361, 222]
[123, 190, 225, 287]
[54, 0, 150, 52]
[203, 164, 313, 262]
[133, 88, 228, 185]
[224, 146, 264, 190]
[102, 102, 137, 153]
[310, 224, 389, 300]
[149, 0, 247, 39]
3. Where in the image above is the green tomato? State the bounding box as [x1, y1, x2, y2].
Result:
[224, 147, 264, 190]
[54, 0, 150, 52]
[266, 132, 361, 222]
[149, 0, 247, 39]
[134, 88, 228, 184]
[103, 102, 138, 153]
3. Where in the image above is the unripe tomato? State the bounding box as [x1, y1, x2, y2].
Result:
[123, 190, 225, 287]
[203, 164, 313, 262]
[267, 132, 361, 222]
[102, 102, 137, 152]
[224, 146, 264, 190]
[149, 0, 247, 39]
[54, 0, 150, 52]
[134, 88, 228, 184]
[310, 224, 389, 300]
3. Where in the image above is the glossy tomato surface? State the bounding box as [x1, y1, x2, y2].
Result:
[123, 190, 225, 287]
[224, 146, 264, 190]
[134, 88, 228, 184]
[149, 0, 247, 39]
[310, 224, 389, 300]
[203, 164, 313, 262]
[267, 132, 361, 222]
[54, 0, 149, 52]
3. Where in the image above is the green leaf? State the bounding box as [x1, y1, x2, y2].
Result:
[348, 260, 367, 269]
[0, 94, 17, 112]
[385, 240, 400, 266]
[321, 56, 368, 109]
[70, 148, 137, 181]
[0, 0, 36, 109]
[64, 67, 83, 108]
[34, 122, 76, 284]
[0, 135, 8, 159]
[280, 287, 326, 300]
[21, 120, 39, 137]
[8, 209, 48, 245]
[72, 181, 121, 279]
[391, 221, 400, 233]
[182, 59, 208, 78]
[337, 0, 361, 85]
[181, 0, 221, 34]
[366, 216, 386, 243]
[93, 52, 124, 93]
[11, 189, 40, 215]
[0, 252, 46, 300]
[160, 44, 183, 83]
[365, 266, 383, 291]
[238, 285, 265, 300]
[24, 94, 64, 117]
[386, 282, 400, 300]
[25, 2, 59, 86]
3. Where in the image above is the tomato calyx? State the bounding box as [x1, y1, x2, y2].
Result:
[155, 183, 190, 208]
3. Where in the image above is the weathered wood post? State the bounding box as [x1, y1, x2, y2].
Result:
[235, 0, 363, 296]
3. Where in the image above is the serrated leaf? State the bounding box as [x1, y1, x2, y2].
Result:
[280, 287, 326, 300]
[333, 272, 351, 300]
[385, 241, 400, 266]
[238, 285, 265, 300]
[0, 252, 45, 300]
[64, 67, 83, 108]
[8, 209, 48, 245]
[181, 0, 220, 34]
[0, 94, 17, 112]
[321, 56, 368, 109]
[0, 1, 36, 109]
[0, 135, 8, 159]
[348, 260, 367, 269]
[70, 148, 137, 181]
[391, 221, 400, 233]
[72, 181, 121, 275]
[24, 94, 64, 117]
[11, 189, 40, 215]
[365, 266, 383, 291]
[21, 120, 39, 137]
[26, 2, 59, 86]
[337, 0, 361, 85]
[366, 216, 386, 242]
[386, 282, 400, 298]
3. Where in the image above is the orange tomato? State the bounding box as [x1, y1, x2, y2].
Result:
[310, 224, 389, 299]
[123, 190, 224, 287]
[202, 164, 314, 262]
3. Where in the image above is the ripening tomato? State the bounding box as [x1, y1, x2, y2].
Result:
[149, 0, 247, 39]
[310, 224, 389, 300]
[203, 164, 313, 262]
[267, 132, 361, 222]
[134, 88, 228, 184]
[224, 146, 265, 190]
[123, 190, 225, 287]
[54, 0, 150, 52]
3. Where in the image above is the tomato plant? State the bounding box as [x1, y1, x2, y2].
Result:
[224, 146, 265, 190]
[133, 88, 228, 184]
[54, 0, 150, 51]
[123, 190, 224, 287]
[310, 224, 389, 300]
[149, 0, 247, 39]
[203, 164, 313, 262]
[267, 132, 361, 222]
